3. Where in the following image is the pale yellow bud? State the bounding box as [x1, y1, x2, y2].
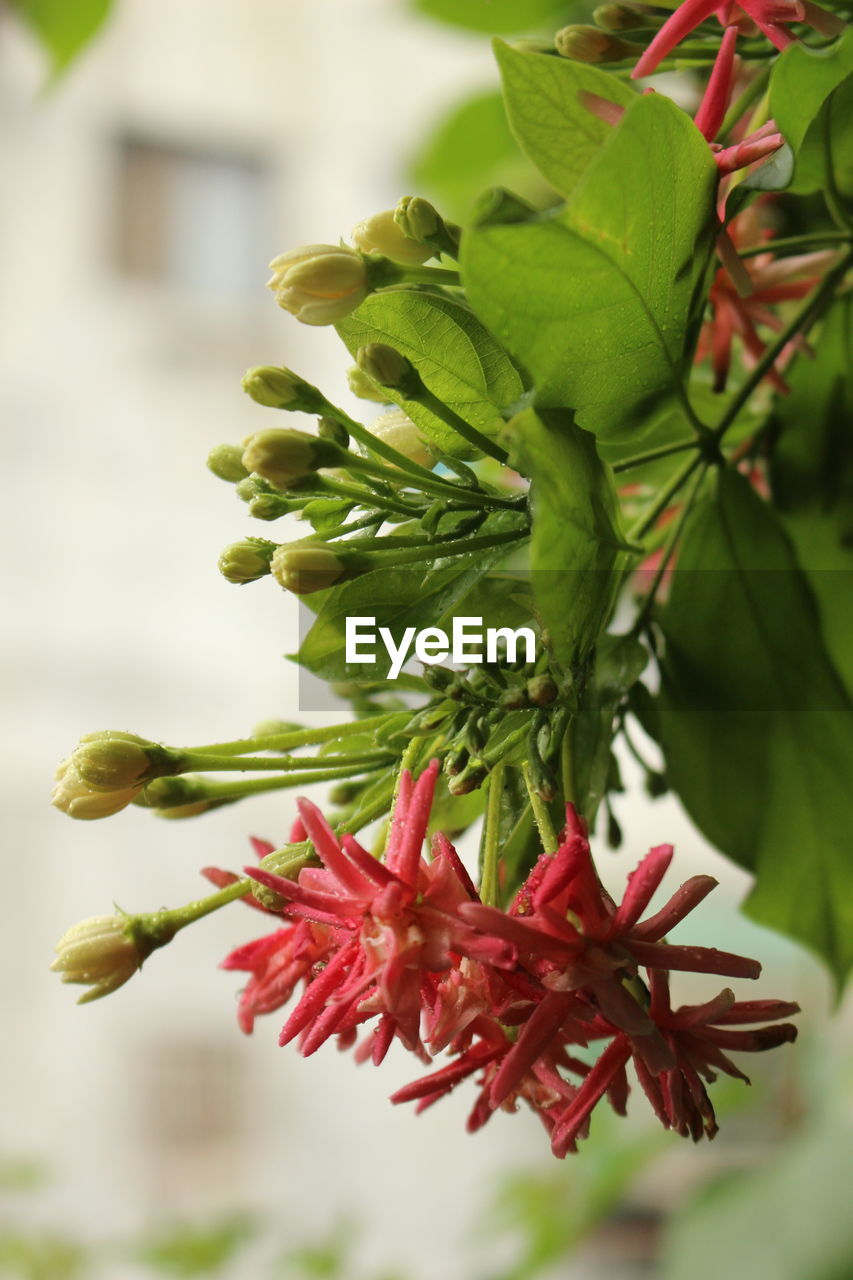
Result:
[267, 244, 369, 326]
[271, 542, 346, 595]
[352, 210, 433, 266]
[72, 731, 170, 792]
[242, 428, 343, 491]
[51, 759, 142, 819]
[369, 409, 434, 469]
[51, 914, 142, 1002]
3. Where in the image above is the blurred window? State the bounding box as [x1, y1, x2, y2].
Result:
[115, 136, 267, 298]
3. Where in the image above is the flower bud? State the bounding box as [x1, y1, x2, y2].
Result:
[352, 209, 433, 266]
[207, 444, 249, 484]
[252, 719, 304, 738]
[593, 3, 649, 30]
[52, 759, 142, 820]
[241, 365, 325, 412]
[555, 25, 642, 61]
[242, 428, 344, 491]
[267, 244, 369, 326]
[526, 674, 558, 707]
[248, 494, 295, 521]
[218, 538, 277, 584]
[51, 914, 143, 1003]
[347, 365, 392, 404]
[394, 195, 440, 243]
[368, 409, 433, 469]
[72, 732, 171, 792]
[270, 542, 346, 595]
[356, 343, 415, 391]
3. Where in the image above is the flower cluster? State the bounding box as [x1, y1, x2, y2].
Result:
[220, 763, 798, 1157]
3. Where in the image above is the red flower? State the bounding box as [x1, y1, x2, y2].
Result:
[632, 0, 844, 82]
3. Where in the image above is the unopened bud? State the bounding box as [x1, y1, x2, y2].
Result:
[241, 365, 324, 412]
[207, 444, 249, 483]
[271, 542, 346, 595]
[51, 914, 146, 1003]
[242, 428, 344, 491]
[527, 675, 558, 707]
[555, 24, 641, 62]
[248, 494, 296, 521]
[267, 244, 369, 326]
[52, 759, 142, 820]
[218, 538, 277, 584]
[347, 365, 392, 404]
[394, 195, 440, 243]
[356, 343, 414, 391]
[252, 719, 304, 738]
[448, 758, 488, 796]
[352, 209, 433, 266]
[72, 732, 171, 792]
[368, 408, 433, 468]
[593, 3, 648, 30]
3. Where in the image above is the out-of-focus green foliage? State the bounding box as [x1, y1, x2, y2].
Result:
[131, 1216, 256, 1277]
[6, 0, 115, 77]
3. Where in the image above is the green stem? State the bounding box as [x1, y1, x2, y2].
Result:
[712, 249, 853, 445]
[720, 66, 771, 141]
[188, 712, 400, 756]
[628, 452, 704, 542]
[311, 474, 424, 518]
[395, 265, 461, 286]
[479, 762, 505, 907]
[560, 728, 576, 810]
[738, 229, 852, 259]
[343, 527, 528, 569]
[631, 462, 709, 632]
[612, 438, 699, 474]
[177, 750, 393, 775]
[414, 386, 510, 465]
[522, 762, 558, 855]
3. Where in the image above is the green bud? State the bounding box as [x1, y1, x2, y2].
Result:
[252, 719, 304, 739]
[347, 365, 392, 404]
[593, 2, 648, 29]
[51, 913, 145, 1003]
[248, 494, 296, 521]
[501, 687, 528, 711]
[422, 666, 454, 692]
[356, 343, 415, 391]
[394, 196, 461, 258]
[270, 542, 347, 595]
[447, 758, 488, 796]
[72, 732, 172, 792]
[52, 759, 142, 819]
[317, 416, 350, 448]
[136, 776, 201, 808]
[218, 537, 277, 584]
[242, 428, 344, 491]
[328, 781, 366, 805]
[351, 209, 433, 266]
[242, 365, 325, 412]
[444, 745, 469, 777]
[207, 444, 250, 483]
[526, 675, 558, 707]
[554, 24, 642, 62]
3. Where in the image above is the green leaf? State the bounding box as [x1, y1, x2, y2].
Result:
[770, 31, 853, 195]
[493, 39, 635, 200]
[572, 633, 648, 823]
[8, 0, 115, 76]
[771, 299, 853, 696]
[409, 90, 549, 221]
[410, 0, 570, 34]
[337, 290, 525, 458]
[462, 93, 717, 441]
[658, 470, 853, 984]
[502, 407, 628, 665]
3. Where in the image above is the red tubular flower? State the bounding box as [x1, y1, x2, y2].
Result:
[221, 920, 334, 1033]
[635, 971, 800, 1139]
[632, 0, 844, 81]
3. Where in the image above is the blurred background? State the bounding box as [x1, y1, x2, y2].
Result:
[1, 1, 851, 1276]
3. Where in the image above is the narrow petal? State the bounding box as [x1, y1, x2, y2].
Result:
[632, 0, 719, 78]
[630, 875, 718, 940]
[609, 844, 674, 937]
[630, 940, 761, 979]
[489, 992, 577, 1108]
[550, 1037, 632, 1158]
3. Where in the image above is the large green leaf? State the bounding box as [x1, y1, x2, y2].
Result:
[462, 93, 717, 441]
[8, 0, 114, 75]
[408, 89, 549, 221]
[770, 31, 853, 195]
[410, 0, 570, 34]
[658, 470, 853, 984]
[502, 407, 628, 666]
[771, 299, 853, 695]
[494, 39, 635, 200]
[337, 290, 524, 458]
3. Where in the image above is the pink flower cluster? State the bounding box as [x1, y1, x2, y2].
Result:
[217, 762, 798, 1157]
